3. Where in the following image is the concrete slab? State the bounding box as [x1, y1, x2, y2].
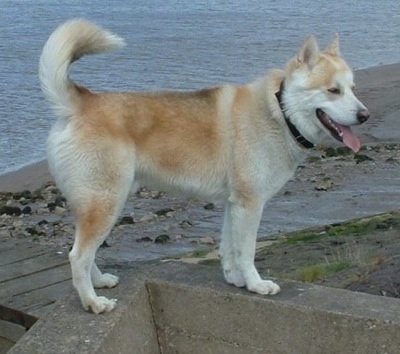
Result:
[8, 262, 400, 354]
[0, 305, 37, 354]
[8, 273, 159, 354]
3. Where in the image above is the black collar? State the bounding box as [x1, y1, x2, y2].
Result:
[275, 81, 315, 149]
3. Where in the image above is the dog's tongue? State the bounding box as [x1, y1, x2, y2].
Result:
[340, 125, 361, 153]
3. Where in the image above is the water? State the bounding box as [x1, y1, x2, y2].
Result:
[0, 0, 399, 174]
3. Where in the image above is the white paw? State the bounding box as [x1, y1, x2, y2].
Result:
[223, 268, 246, 287]
[247, 280, 281, 295]
[93, 273, 119, 289]
[84, 296, 117, 314]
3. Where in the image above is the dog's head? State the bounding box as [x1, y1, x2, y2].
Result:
[281, 35, 369, 152]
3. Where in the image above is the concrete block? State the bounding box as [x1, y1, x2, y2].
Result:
[8, 262, 400, 354]
[9, 276, 159, 354]
[147, 279, 400, 354]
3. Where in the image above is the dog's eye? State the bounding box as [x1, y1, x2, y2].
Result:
[328, 88, 341, 95]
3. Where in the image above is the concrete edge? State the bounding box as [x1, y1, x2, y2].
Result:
[8, 261, 400, 353]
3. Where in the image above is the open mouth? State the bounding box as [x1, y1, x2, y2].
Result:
[316, 109, 361, 152]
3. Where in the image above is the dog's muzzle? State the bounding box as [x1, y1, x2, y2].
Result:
[316, 108, 368, 153]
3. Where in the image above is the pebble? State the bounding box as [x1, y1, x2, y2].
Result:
[155, 234, 170, 244]
[162, 224, 171, 231]
[55, 206, 67, 215]
[140, 213, 158, 223]
[136, 236, 153, 243]
[0, 206, 22, 216]
[13, 190, 32, 200]
[37, 208, 50, 214]
[174, 234, 183, 241]
[180, 220, 193, 229]
[0, 229, 11, 237]
[118, 216, 135, 225]
[22, 206, 32, 214]
[155, 208, 174, 216]
[315, 179, 334, 191]
[13, 220, 23, 228]
[198, 236, 216, 245]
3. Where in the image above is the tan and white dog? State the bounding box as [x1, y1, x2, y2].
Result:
[39, 19, 369, 313]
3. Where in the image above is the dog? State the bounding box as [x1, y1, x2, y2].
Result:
[39, 19, 369, 313]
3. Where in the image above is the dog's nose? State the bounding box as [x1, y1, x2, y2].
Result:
[357, 109, 370, 123]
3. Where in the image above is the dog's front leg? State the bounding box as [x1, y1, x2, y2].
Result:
[227, 201, 280, 295]
[219, 203, 246, 287]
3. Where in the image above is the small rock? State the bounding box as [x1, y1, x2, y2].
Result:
[55, 206, 67, 215]
[0, 206, 22, 216]
[354, 154, 374, 164]
[315, 178, 334, 191]
[13, 190, 32, 200]
[32, 190, 44, 200]
[100, 241, 110, 248]
[137, 188, 155, 199]
[19, 199, 30, 206]
[162, 224, 171, 232]
[140, 213, 158, 223]
[138, 191, 149, 198]
[37, 208, 50, 214]
[324, 146, 351, 157]
[47, 202, 57, 212]
[376, 222, 390, 230]
[198, 236, 216, 245]
[150, 191, 162, 199]
[118, 216, 135, 225]
[0, 229, 11, 237]
[203, 203, 215, 210]
[155, 234, 170, 244]
[180, 220, 193, 229]
[38, 219, 48, 226]
[25, 227, 38, 235]
[45, 185, 58, 193]
[136, 236, 153, 243]
[54, 195, 67, 207]
[22, 206, 32, 214]
[155, 208, 174, 217]
[13, 220, 23, 228]
[385, 157, 398, 164]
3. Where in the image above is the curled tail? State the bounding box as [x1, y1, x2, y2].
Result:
[39, 19, 125, 118]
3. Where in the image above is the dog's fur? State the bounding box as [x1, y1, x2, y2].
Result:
[39, 19, 369, 313]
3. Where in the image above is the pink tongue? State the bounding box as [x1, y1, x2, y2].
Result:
[340, 125, 361, 153]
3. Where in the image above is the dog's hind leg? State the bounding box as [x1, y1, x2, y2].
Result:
[91, 262, 119, 289]
[228, 201, 280, 295]
[66, 152, 134, 314]
[69, 188, 131, 314]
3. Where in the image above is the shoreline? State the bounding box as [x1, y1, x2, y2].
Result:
[0, 159, 52, 193]
[0, 62, 399, 193]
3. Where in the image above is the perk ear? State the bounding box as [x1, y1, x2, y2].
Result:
[325, 33, 340, 56]
[297, 35, 319, 69]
